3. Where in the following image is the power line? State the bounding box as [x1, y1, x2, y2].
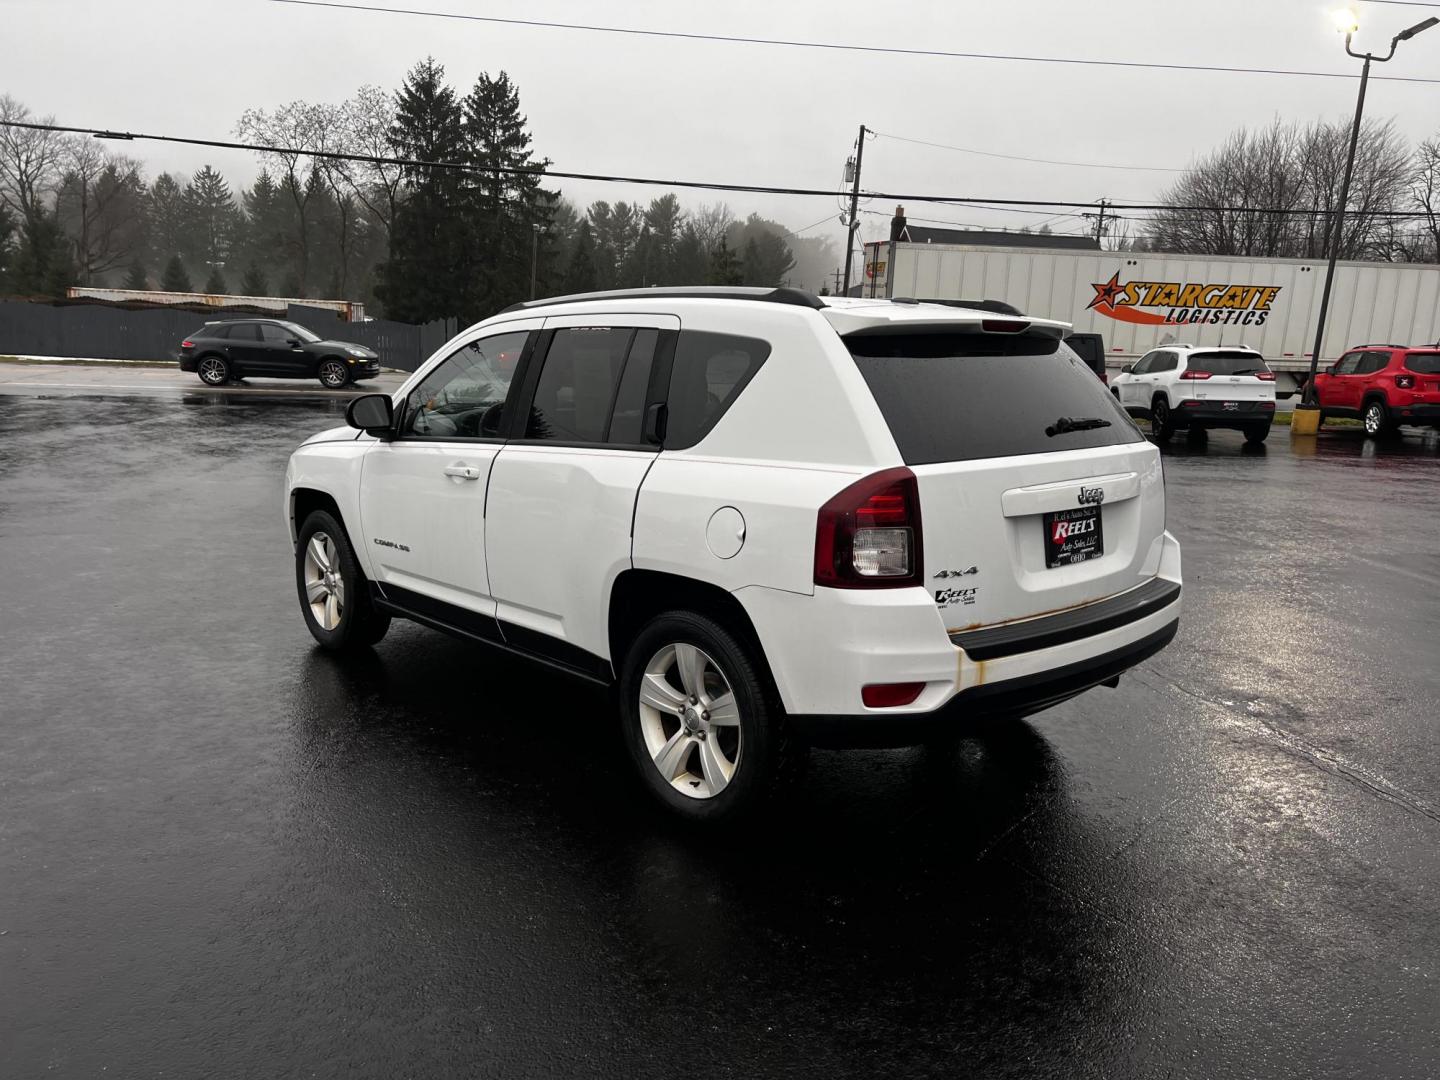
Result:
[872, 131, 1183, 173]
[259, 0, 1440, 85]
[3, 119, 1434, 220]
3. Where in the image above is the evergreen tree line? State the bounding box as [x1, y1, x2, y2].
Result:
[1, 73, 824, 323]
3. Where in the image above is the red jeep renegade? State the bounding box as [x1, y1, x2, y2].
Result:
[1312, 345, 1440, 437]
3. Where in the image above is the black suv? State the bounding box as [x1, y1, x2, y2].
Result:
[179, 319, 381, 388]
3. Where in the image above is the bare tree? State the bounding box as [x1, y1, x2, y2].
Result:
[0, 95, 67, 229]
[1399, 136, 1440, 264]
[690, 202, 735, 254]
[54, 140, 146, 283]
[1146, 117, 1411, 260]
[339, 85, 404, 234]
[236, 102, 329, 293]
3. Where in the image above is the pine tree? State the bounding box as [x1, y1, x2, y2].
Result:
[241, 170, 287, 280]
[161, 254, 192, 293]
[671, 224, 708, 285]
[0, 205, 14, 292]
[280, 268, 302, 298]
[707, 236, 742, 285]
[376, 57, 470, 322]
[563, 220, 598, 293]
[643, 194, 682, 283]
[146, 174, 188, 268]
[239, 262, 269, 296]
[203, 266, 227, 294]
[12, 211, 75, 297]
[122, 260, 148, 290]
[462, 70, 553, 315]
[184, 165, 241, 267]
[621, 226, 656, 288]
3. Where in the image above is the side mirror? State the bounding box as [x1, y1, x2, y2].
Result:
[1121, 364, 1134, 374]
[287, 337, 303, 347]
[346, 393, 395, 436]
[1326, 364, 1338, 375]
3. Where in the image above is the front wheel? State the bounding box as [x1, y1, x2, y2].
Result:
[197, 355, 230, 386]
[1150, 396, 1175, 444]
[295, 510, 390, 650]
[1362, 400, 1394, 438]
[318, 360, 351, 389]
[619, 611, 799, 823]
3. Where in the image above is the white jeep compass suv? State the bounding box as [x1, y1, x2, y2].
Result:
[285, 287, 1182, 821]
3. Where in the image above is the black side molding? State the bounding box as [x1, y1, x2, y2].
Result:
[950, 578, 1181, 662]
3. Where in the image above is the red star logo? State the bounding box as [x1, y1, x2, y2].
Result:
[1088, 272, 1126, 310]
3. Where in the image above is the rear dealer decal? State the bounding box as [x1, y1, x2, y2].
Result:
[1087, 271, 1281, 327]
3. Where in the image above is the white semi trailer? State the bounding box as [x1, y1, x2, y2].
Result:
[864, 241, 1440, 396]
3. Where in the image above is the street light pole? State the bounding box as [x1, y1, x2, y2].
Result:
[530, 222, 543, 300]
[1302, 12, 1438, 408]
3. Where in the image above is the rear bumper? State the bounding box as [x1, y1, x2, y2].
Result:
[1176, 400, 1274, 425]
[1389, 402, 1440, 423]
[178, 354, 196, 372]
[738, 531, 1183, 745]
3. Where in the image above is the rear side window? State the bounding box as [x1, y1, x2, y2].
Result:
[664, 331, 771, 449]
[527, 327, 655, 444]
[228, 323, 260, 342]
[1358, 351, 1391, 374]
[848, 332, 1142, 465]
[1404, 352, 1440, 374]
[1187, 350, 1268, 375]
[1153, 352, 1178, 372]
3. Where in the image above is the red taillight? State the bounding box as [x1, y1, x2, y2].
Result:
[1179, 369, 1212, 380]
[862, 682, 925, 708]
[981, 319, 1031, 334]
[814, 467, 923, 589]
[1396, 374, 1416, 389]
[1261, 401, 1276, 410]
[1256, 371, 1276, 381]
[181, 340, 194, 348]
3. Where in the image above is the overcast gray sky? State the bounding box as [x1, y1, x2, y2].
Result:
[4, 0, 1439, 262]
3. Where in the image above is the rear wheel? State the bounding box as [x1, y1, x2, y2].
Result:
[197, 355, 230, 386]
[619, 610, 798, 823]
[295, 510, 390, 650]
[318, 360, 351, 389]
[1362, 399, 1393, 438]
[1244, 422, 1271, 444]
[1150, 395, 1175, 443]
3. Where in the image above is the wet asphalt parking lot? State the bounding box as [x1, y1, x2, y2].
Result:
[3, 366, 1440, 1078]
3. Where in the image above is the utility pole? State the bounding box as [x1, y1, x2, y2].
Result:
[530, 223, 543, 300]
[832, 268, 842, 295]
[1091, 199, 1108, 248]
[841, 124, 867, 297]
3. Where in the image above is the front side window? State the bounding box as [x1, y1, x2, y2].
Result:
[1132, 352, 1157, 375]
[1333, 353, 1363, 375]
[261, 323, 298, 343]
[664, 331, 771, 449]
[402, 330, 529, 439]
[274, 321, 320, 343]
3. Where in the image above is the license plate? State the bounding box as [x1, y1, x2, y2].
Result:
[1223, 401, 1239, 410]
[1043, 506, 1104, 568]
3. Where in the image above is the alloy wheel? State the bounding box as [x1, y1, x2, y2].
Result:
[1365, 404, 1383, 435]
[320, 362, 348, 388]
[637, 643, 742, 799]
[199, 358, 227, 385]
[302, 531, 345, 631]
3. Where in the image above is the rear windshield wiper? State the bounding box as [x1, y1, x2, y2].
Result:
[1228, 368, 1265, 375]
[1045, 416, 1112, 437]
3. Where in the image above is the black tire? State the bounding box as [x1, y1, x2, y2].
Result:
[197, 354, 230, 386]
[1244, 422, 1271, 445]
[295, 510, 390, 650]
[317, 359, 351, 389]
[1150, 395, 1175, 444]
[1362, 399, 1394, 438]
[619, 610, 800, 824]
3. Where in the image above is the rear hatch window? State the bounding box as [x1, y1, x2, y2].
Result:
[846, 331, 1142, 465]
[1403, 352, 1440, 374]
[1187, 350, 1269, 375]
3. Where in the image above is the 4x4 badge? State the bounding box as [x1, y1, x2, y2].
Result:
[1078, 486, 1105, 506]
[934, 566, 978, 579]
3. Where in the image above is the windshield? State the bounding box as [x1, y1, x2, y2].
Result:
[1187, 350, 1269, 375]
[847, 331, 1142, 465]
[278, 321, 321, 343]
[1403, 352, 1440, 374]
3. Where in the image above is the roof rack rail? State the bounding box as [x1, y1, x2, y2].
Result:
[894, 297, 1025, 316]
[501, 285, 824, 314]
[1358, 343, 1405, 348]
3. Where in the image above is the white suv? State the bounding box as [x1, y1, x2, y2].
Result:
[285, 287, 1182, 821]
[1111, 344, 1276, 444]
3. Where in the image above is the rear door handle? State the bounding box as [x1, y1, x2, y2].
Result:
[444, 464, 481, 481]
